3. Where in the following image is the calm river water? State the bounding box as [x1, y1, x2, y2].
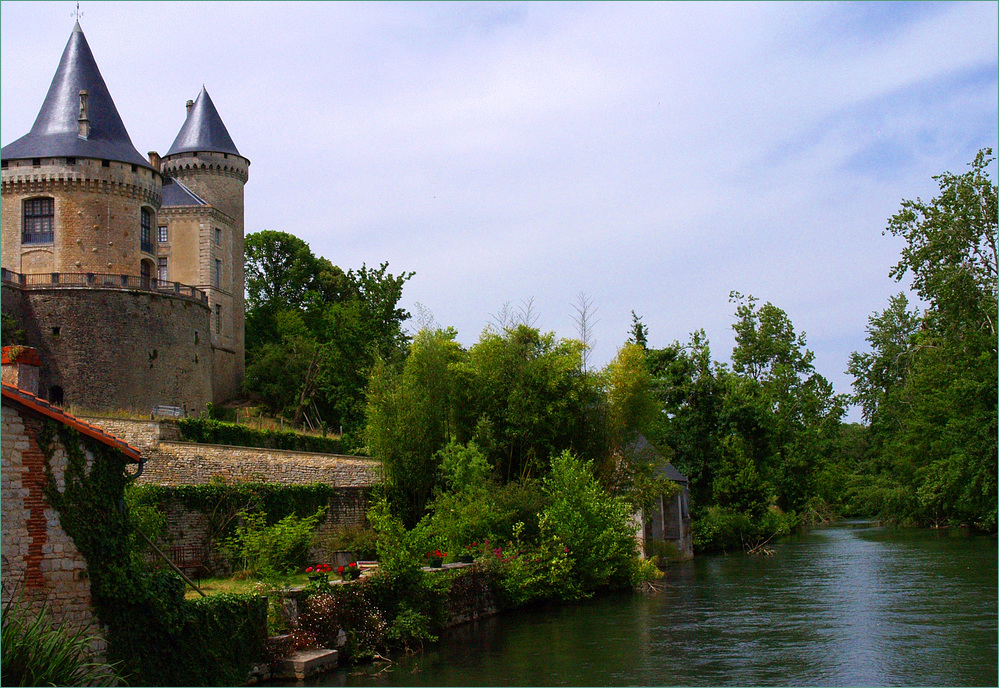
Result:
[314, 523, 997, 686]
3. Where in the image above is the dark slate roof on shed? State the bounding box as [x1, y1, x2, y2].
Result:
[161, 178, 208, 207]
[165, 86, 241, 158]
[0, 22, 150, 168]
[625, 432, 689, 484]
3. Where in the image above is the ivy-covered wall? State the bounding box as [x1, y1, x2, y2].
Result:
[129, 482, 371, 575]
[1, 400, 270, 686]
[1, 402, 102, 646]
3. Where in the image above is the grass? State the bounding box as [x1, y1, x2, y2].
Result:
[183, 573, 313, 600]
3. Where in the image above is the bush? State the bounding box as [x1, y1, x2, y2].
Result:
[692, 505, 798, 553]
[322, 525, 380, 561]
[178, 417, 351, 455]
[540, 451, 638, 591]
[224, 507, 327, 577]
[294, 584, 388, 662]
[1, 598, 122, 686]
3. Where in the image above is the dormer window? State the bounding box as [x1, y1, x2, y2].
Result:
[23, 198, 54, 244]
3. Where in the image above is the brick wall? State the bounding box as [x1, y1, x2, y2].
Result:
[0, 402, 105, 650]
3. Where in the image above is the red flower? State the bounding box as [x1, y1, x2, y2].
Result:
[349, 562, 357, 568]
[337, 565, 345, 574]
[306, 566, 314, 573]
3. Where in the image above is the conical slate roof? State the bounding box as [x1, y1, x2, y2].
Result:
[1, 22, 150, 168]
[165, 86, 241, 157]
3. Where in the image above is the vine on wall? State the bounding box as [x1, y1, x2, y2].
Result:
[38, 421, 266, 686]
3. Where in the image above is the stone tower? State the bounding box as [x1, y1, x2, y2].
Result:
[0, 21, 161, 279]
[0, 22, 215, 412]
[157, 88, 249, 402]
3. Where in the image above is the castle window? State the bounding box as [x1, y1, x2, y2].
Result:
[140, 208, 153, 253]
[101, 159, 110, 168]
[66, 157, 76, 165]
[215, 304, 222, 333]
[158, 257, 168, 282]
[48, 386, 64, 406]
[213, 259, 222, 288]
[158, 225, 168, 243]
[214, 227, 222, 245]
[22, 197, 55, 244]
[32, 158, 41, 167]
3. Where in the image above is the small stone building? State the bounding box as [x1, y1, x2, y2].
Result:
[0, 377, 142, 646]
[628, 434, 693, 561]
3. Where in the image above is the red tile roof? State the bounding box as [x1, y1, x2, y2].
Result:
[1, 383, 141, 462]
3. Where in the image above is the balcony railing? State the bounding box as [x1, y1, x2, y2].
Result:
[1, 267, 208, 304]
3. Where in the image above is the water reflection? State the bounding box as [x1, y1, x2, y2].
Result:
[309, 524, 997, 687]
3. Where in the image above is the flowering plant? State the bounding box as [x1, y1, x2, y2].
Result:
[305, 563, 333, 584]
[425, 549, 447, 567]
[337, 561, 361, 581]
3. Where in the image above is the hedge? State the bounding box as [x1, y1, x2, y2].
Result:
[177, 417, 355, 455]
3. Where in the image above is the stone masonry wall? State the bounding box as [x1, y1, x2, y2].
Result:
[81, 417, 380, 573]
[1, 157, 161, 276]
[139, 442, 380, 487]
[0, 403, 105, 651]
[2, 287, 212, 413]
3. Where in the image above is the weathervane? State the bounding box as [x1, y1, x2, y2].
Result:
[71, 1, 83, 21]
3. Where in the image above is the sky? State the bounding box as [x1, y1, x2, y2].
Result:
[2, 1, 997, 421]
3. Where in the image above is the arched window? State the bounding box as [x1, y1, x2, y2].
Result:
[140, 208, 153, 253]
[48, 385, 64, 406]
[23, 197, 54, 244]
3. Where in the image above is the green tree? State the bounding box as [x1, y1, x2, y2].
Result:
[462, 325, 602, 483]
[243, 230, 412, 433]
[366, 328, 466, 525]
[849, 149, 998, 530]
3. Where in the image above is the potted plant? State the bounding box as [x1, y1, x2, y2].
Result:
[459, 542, 478, 564]
[305, 563, 332, 584]
[338, 561, 361, 582]
[426, 549, 447, 568]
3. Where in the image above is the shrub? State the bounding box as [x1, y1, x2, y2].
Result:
[692, 505, 798, 553]
[224, 507, 327, 577]
[294, 584, 387, 662]
[178, 417, 351, 455]
[321, 525, 380, 561]
[540, 451, 638, 591]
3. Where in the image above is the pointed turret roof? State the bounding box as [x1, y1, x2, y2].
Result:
[165, 86, 241, 158]
[1, 22, 150, 168]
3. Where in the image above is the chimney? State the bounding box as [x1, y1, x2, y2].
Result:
[186, 99, 194, 114]
[1, 346, 42, 397]
[148, 151, 161, 171]
[77, 90, 90, 139]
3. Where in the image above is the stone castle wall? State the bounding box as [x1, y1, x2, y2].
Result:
[1, 285, 213, 413]
[82, 416, 380, 571]
[1, 156, 161, 276]
[0, 403, 105, 650]
[138, 442, 380, 487]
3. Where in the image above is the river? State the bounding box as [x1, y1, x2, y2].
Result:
[312, 522, 997, 686]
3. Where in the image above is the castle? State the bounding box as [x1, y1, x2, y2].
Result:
[1, 22, 247, 414]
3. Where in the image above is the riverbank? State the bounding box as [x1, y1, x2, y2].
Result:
[293, 523, 996, 687]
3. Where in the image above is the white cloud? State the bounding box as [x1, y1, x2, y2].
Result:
[2, 1, 996, 421]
